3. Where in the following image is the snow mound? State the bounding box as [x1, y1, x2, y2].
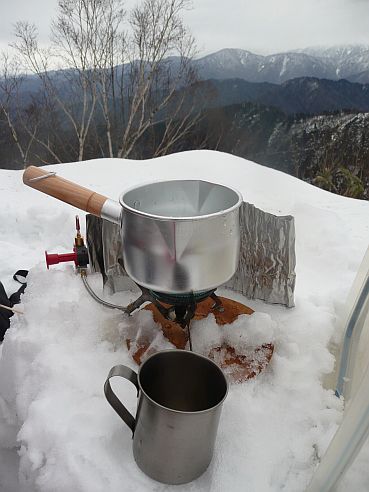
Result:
[0, 268, 342, 491]
[0, 150, 368, 491]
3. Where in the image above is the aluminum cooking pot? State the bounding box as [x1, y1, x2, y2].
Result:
[23, 166, 243, 294]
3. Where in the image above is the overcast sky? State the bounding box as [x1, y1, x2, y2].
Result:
[1, 0, 369, 56]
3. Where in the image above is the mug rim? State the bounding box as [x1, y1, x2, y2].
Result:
[137, 349, 229, 415]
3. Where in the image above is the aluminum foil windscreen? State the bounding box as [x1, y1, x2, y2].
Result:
[224, 203, 295, 307]
[86, 203, 296, 307]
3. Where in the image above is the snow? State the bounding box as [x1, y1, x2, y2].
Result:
[0, 149, 369, 491]
[280, 55, 289, 77]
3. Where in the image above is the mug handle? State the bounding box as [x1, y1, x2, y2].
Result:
[104, 365, 139, 436]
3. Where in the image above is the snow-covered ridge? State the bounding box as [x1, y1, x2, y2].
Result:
[195, 45, 369, 83]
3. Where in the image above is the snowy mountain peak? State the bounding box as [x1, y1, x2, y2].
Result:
[299, 44, 369, 60]
[201, 48, 262, 66]
[195, 45, 369, 84]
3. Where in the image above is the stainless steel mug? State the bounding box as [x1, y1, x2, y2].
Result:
[104, 349, 228, 484]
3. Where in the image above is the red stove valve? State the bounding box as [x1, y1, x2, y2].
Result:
[45, 251, 78, 269]
[45, 216, 89, 270]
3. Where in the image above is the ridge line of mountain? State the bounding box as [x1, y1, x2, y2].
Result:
[190, 76, 369, 115]
[192, 45, 369, 84]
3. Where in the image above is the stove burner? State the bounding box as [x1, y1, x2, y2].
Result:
[150, 289, 215, 306]
[124, 286, 224, 350]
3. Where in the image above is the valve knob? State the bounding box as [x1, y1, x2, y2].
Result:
[45, 216, 89, 270]
[45, 251, 77, 269]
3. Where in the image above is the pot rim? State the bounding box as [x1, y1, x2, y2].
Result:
[118, 179, 243, 221]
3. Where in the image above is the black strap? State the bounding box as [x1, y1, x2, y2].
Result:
[0, 270, 28, 341]
[13, 270, 28, 285]
[0, 283, 11, 340]
[9, 270, 28, 306]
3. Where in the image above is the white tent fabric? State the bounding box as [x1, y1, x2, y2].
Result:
[336, 246, 369, 401]
[307, 245, 369, 491]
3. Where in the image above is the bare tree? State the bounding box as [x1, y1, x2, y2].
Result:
[0, 54, 58, 167]
[116, 0, 197, 158]
[9, 0, 199, 164]
[13, 17, 98, 162]
[0, 54, 31, 166]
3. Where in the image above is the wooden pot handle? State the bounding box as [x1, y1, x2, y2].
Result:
[23, 166, 108, 217]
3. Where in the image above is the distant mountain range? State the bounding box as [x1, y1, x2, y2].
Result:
[5, 44, 369, 108]
[193, 45, 369, 84]
[2, 43, 369, 195]
[202, 77, 369, 114]
[183, 101, 369, 193]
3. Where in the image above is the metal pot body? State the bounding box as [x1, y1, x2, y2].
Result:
[23, 169, 242, 294]
[119, 180, 242, 293]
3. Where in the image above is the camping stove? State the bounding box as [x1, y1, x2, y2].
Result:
[45, 216, 274, 382]
[124, 287, 225, 350]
